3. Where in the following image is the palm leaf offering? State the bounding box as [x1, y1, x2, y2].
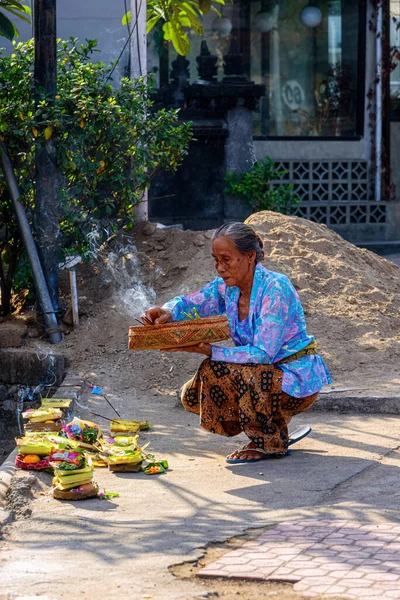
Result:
[100, 435, 144, 472]
[128, 315, 230, 351]
[86, 452, 108, 468]
[63, 418, 102, 450]
[22, 408, 63, 423]
[15, 434, 78, 471]
[142, 460, 169, 475]
[22, 407, 63, 432]
[18, 439, 55, 457]
[51, 453, 98, 499]
[14, 394, 169, 498]
[110, 420, 150, 436]
[41, 397, 73, 409]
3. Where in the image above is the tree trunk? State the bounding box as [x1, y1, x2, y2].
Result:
[33, 0, 60, 311]
[0, 240, 20, 316]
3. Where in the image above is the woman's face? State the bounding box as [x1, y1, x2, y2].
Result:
[211, 236, 256, 288]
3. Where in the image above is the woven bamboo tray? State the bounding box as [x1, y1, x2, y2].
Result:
[128, 315, 230, 351]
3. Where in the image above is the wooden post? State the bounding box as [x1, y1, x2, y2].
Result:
[69, 269, 79, 328]
[59, 256, 81, 329]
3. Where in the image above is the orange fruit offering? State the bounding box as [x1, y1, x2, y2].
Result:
[23, 454, 41, 464]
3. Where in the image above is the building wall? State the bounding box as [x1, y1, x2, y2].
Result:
[4, 2, 399, 241]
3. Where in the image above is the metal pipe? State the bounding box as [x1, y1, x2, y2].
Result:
[375, 1, 383, 202]
[131, 0, 148, 221]
[0, 144, 62, 344]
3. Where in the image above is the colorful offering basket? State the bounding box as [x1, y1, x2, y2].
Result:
[15, 454, 52, 470]
[128, 316, 230, 351]
[63, 418, 102, 450]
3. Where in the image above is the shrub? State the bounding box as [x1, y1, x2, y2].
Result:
[224, 157, 299, 215]
[0, 38, 192, 314]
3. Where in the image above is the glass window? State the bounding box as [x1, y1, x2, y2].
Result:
[161, 0, 364, 138]
[251, 0, 363, 137]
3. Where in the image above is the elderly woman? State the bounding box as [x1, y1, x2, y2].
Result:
[142, 222, 332, 464]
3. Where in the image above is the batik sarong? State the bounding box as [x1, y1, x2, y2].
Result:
[181, 359, 318, 453]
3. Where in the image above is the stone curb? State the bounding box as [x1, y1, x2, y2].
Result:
[0, 447, 17, 506]
[311, 392, 400, 415]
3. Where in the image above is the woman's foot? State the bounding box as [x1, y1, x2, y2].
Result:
[226, 441, 270, 462]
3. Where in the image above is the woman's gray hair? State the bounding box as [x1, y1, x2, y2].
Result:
[212, 222, 265, 263]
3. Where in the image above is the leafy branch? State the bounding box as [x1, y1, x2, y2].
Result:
[0, 38, 192, 315]
[0, 0, 30, 40]
[123, 0, 225, 56]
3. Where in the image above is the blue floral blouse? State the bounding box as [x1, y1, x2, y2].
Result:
[163, 263, 333, 398]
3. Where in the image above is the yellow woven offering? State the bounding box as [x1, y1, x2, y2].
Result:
[128, 315, 230, 351]
[41, 398, 73, 409]
[22, 408, 62, 423]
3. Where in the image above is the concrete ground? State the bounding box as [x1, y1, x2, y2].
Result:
[1, 383, 400, 600]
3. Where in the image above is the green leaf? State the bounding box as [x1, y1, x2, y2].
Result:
[210, 6, 222, 17]
[169, 5, 190, 55]
[198, 0, 211, 13]
[122, 11, 131, 26]
[5, 0, 26, 10]
[181, 1, 202, 17]
[146, 14, 159, 34]
[178, 13, 191, 28]
[98, 490, 120, 500]
[172, 29, 190, 56]
[3, 5, 31, 22]
[180, 9, 203, 35]
[0, 11, 16, 40]
[162, 21, 173, 41]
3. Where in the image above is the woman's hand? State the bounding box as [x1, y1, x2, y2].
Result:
[164, 343, 212, 356]
[141, 306, 172, 325]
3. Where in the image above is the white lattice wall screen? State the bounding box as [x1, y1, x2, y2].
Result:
[272, 160, 387, 226]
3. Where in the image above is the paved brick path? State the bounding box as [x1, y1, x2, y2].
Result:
[199, 519, 400, 598]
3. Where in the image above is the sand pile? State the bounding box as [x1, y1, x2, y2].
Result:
[62, 211, 400, 393]
[132, 212, 400, 384]
[246, 212, 400, 381]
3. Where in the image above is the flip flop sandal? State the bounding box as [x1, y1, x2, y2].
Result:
[226, 446, 288, 464]
[225, 425, 312, 464]
[288, 425, 312, 446]
[270, 426, 312, 459]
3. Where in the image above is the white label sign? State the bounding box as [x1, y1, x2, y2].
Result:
[282, 80, 305, 110]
